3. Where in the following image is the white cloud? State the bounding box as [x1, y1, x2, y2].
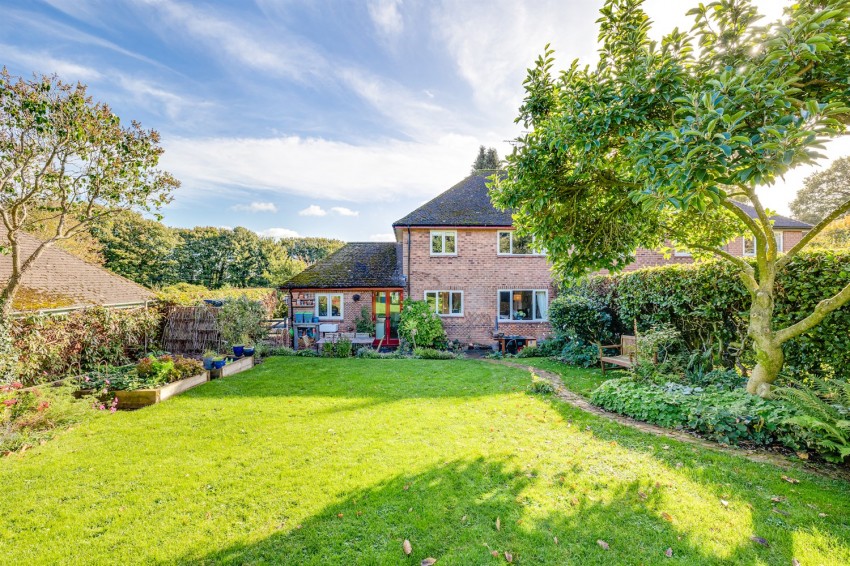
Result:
[0, 44, 103, 81]
[231, 201, 278, 213]
[331, 207, 359, 217]
[369, 233, 396, 242]
[258, 227, 300, 239]
[368, 0, 404, 40]
[299, 205, 327, 217]
[161, 133, 479, 202]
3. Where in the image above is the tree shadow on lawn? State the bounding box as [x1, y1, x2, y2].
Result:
[172, 457, 823, 566]
[191, 358, 528, 405]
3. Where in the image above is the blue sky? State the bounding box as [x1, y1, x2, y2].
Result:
[3, 0, 847, 241]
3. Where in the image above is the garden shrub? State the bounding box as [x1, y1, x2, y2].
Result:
[321, 341, 335, 357]
[134, 354, 203, 389]
[265, 346, 296, 357]
[11, 306, 161, 386]
[356, 347, 405, 359]
[335, 338, 353, 358]
[591, 379, 796, 446]
[216, 296, 267, 347]
[413, 347, 457, 360]
[1, 382, 92, 453]
[536, 336, 566, 357]
[574, 250, 850, 379]
[527, 373, 554, 395]
[295, 349, 318, 357]
[0, 305, 17, 383]
[516, 346, 541, 358]
[777, 379, 850, 463]
[354, 307, 374, 335]
[558, 341, 599, 368]
[549, 294, 613, 343]
[398, 300, 446, 349]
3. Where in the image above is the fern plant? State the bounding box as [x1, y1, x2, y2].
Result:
[778, 379, 850, 464]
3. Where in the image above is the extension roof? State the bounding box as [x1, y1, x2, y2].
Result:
[0, 225, 154, 312]
[733, 202, 813, 230]
[393, 172, 512, 227]
[280, 242, 404, 290]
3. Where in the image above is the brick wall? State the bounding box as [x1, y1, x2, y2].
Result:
[402, 227, 556, 345]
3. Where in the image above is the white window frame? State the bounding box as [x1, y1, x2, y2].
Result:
[315, 293, 344, 320]
[497, 289, 549, 322]
[424, 290, 464, 317]
[496, 230, 545, 256]
[430, 230, 457, 256]
[742, 231, 783, 257]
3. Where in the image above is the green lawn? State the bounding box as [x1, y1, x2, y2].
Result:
[508, 357, 611, 396]
[2, 358, 849, 565]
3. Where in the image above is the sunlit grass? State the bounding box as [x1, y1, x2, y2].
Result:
[1, 358, 847, 564]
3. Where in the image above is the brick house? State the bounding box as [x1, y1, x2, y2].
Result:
[626, 202, 812, 271]
[281, 174, 811, 349]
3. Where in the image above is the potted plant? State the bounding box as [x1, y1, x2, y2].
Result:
[202, 349, 216, 370]
[212, 356, 226, 369]
[243, 338, 255, 358]
[232, 335, 245, 358]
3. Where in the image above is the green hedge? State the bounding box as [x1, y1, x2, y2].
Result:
[572, 250, 850, 379]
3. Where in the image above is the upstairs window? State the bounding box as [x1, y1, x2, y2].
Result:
[430, 230, 457, 256]
[425, 291, 463, 316]
[316, 293, 343, 319]
[498, 289, 548, 321]
[497, 231, 542, 255]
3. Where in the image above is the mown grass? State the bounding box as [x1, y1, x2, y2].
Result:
[1, 358, 848, 565]
[513, 356, 611, 396]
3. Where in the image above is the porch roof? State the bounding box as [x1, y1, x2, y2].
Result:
[280, 242, 404, 290]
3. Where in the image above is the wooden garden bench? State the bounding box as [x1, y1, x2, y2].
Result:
[597, 335, 639, 373]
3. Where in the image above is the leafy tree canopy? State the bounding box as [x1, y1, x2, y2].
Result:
[471, 145, 501, 173]
[790, 155, 850, 224]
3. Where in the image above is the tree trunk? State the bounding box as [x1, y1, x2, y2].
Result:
[746, 289, 782, 397]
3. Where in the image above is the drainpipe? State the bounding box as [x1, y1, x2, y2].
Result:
[288, 289, 295, 350]
[406, 225, 411, 296]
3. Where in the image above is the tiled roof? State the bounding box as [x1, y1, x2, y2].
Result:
[393, 173, 512, 227]
[733, 202, 813, 229]
[0, 225, 154, 311]
[280, 242, 404, 289]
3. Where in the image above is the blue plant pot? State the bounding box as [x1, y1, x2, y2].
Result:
[243, 347, 255, 357]
[202, 357, 214, 370]
[232, 345, 244, 357]
[213, 359, 226, 369]
[312, 316, 320, 323]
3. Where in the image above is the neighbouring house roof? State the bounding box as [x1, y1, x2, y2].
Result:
[733, 202, 813, 230]
[0, 225, 154, 311]
[280, 242, 404, 290]
[393, 172, 512, 228]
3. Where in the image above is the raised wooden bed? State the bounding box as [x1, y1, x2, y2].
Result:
[114, 372, 209, 410]
[210, 356, 254, 379]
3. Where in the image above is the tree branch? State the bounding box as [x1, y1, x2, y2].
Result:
[777, 196, 850, 269]
[689, 242, 758, 292]
[776, 279, 850, 344]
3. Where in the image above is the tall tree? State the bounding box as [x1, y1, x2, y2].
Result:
[491, 0, 850, 397]
[790, 156, 850, 224]
[0, 70, 178, 312]
[278, 237, 345, 264]
[92, 210, 179, 287]
[471, 145, 501, 173]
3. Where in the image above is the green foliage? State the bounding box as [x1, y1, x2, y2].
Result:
[0, 304, 16, 383]
[516, 346, 540, 358]
[264, 346, 296, 357]
[398, 300, 446, 349]
[321, 341, 335, 358]
[470, 145, 501, 173]
[277, 237, 345, 264]
[549, 294, 613, 343]
[558, 341, 599, 368]
[412, 347, 457, 360]
[354, 307, 374, 335]
[355, 347, 404, 359]
[576, 251, 850, 380]
[335, 338, 353, 358]
[135, 355, 174, 388]
[791, 156, 850, 224]
[216, 296, 267, 347]
[778, 379, 850, 463]
[11, 306, 161, 386]
[295, 349, 319, 357]
[1, 382, 92, 453]
[527, 373, 554, 395]
[591, 379, 796, 446]
[536, 337, 567, 357]
[156, 283, 276, 308]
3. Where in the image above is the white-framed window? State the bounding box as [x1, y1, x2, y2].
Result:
[425, 290, 464, 316]
[315, 293, 344, 319]
[430, 230, 457, 256]
[673, 249, 692, 257]
[497, 231, 543, 255]
[742, 231, 783, 257]
[498, 289, 548, 321]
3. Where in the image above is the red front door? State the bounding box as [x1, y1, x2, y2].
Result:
[373, 290, 403, 347]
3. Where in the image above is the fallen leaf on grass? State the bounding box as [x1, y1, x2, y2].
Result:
[661, 512, 673, 522]
[553, 536, 559, 545]
[750, 536, 770, 547]
[337, 513, 343, 518]
[491, 550, 499, 557]
[818, 513, 827, 517]
[796, 452, 809, 460]
[638, 491, 647, 500]
[421, 559, 437, 566]
[770, 496, 786, 503]
[781, 475, 799, 484]
[665, 548, 673, 558]
[404, 484, 410, 490]
[597, 540, 610, 550]
[792, 559, 801, 566]
[461, 515, 467, 522]
[720, 500, 729, 508]
[496, 517, 501, 531]
[504, 551, 513, 562]
[772, 508, 789, 516]
[403, 540, 412, 556]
